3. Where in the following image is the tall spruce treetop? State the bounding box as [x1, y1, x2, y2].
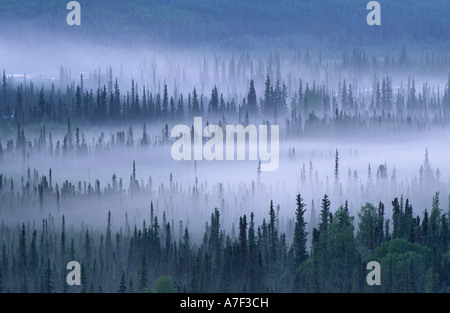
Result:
[209, 86, 219, 115]
[334, 149, 339, 182]
[320, 194, 331, 233]
[247, 79, 257, 115]
[209, 208, 221, 258]
[268, 200, 278, 260]
[246, 212, 259, 292]
[192, 88, 199, 116]
[162, 84, 169, 118]
[239, 215, 248, 266]
[264, 76, 272, 115]
[428, 192, 441, 249]
[293, 194, 308, 267]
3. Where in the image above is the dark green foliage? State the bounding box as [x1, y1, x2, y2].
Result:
[0, 193, 449, 292]
[154, 276, 177, 293]
[319, 194, 331, 233]
[370, 239, 431, 292]
[358, 203, 384, 253]
[293, 194, 308, 267]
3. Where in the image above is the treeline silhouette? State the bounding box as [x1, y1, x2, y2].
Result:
[1, 0, 449, 47]
[1, 66, 450, 137]
[0, 192, 449, 293]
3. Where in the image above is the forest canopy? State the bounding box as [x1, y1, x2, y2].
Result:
[0, 0, 448, 48]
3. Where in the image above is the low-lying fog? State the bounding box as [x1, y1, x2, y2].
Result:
[1, 124, 448, 243]
[1, 31, 449, 243]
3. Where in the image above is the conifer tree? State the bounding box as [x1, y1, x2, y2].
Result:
[319, 194, 331, 233]
[209, 86, 219, 114]
[246, 212, 258, 292]
[293, 194, 308, 267]
[239, 215, 248, 267]
[162, 84, 169, 118]
[247, 79, 257, 114]
[268, 201, 278, 261]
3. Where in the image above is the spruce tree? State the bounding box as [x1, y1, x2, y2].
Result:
[268, 201, 278, 261]
[246, 212, 258, 292]
[263, 76, 272, 115]
[162, 84, 169, 118]
[239, 215, 248, 267]
[247, 79, 257, 114]
[209, 86, 219, 114]
[293, 194, 308, 267]
[319, 194, 331, 233]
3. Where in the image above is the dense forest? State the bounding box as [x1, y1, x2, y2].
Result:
[1, 0, 450, 293]
[1, 190, 450, 293]
[0, 0, 449, 47]
[0, 119, 449, 293]
[1, 46, 449, 132]
[0, 54, 449, 291]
